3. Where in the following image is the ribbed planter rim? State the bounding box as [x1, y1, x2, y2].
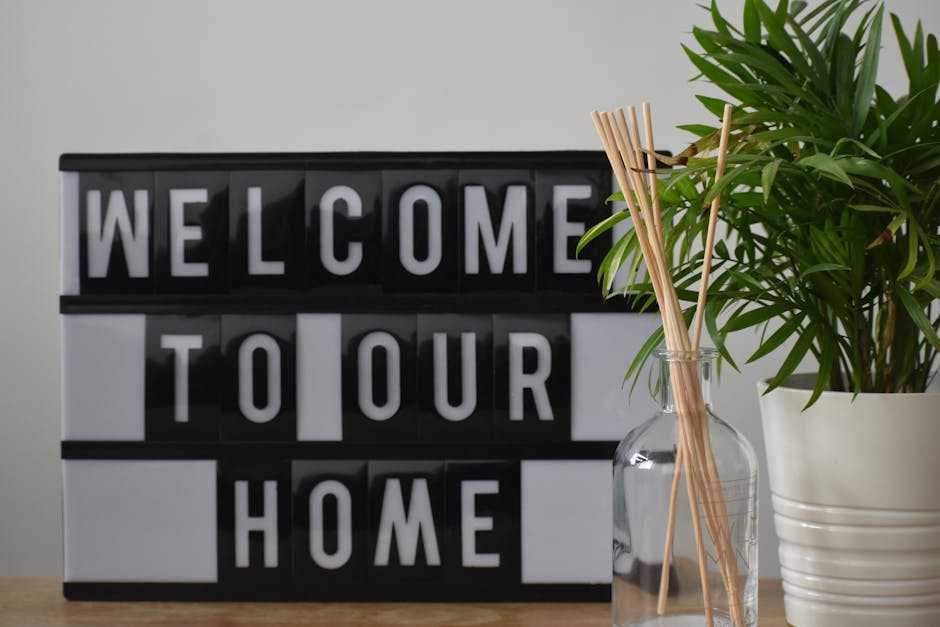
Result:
[759, 374, 940, 627]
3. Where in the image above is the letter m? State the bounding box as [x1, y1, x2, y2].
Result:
[464, 185, 527, 274]
[374, 478, 441, 567]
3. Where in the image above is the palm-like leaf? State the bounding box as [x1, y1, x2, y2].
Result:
[581, 0, 940, 397]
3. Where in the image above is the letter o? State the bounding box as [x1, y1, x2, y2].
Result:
[399, 184, 442, 276]
[357, 331, 401, 421]
[309, 480, 353, 570]
[238, 333, 282, 423]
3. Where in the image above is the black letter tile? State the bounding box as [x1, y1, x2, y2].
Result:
[382, 170, 458, 291]
[306, 171, 381, 289]
[493, 314, 571, 441]
[79, 172, 154, 294]
[458, 169, 535, 291]
[534, 169, 611, 291]
[229, 171, 304, 292]
[145, 314, 221, 441]
[217, 460, 292, 582]
[444, 460, 520, 584]
[341, 314, 417, 441]
[417, 314, 493, 441]
[221, 315, 296, 441]
[292, 460, 368, 581]
[154, 171, 229, 293]
[368, 461, 445, 581]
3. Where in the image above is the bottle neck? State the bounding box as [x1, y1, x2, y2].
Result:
[657, 350, 715, 414]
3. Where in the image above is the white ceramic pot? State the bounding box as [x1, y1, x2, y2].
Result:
[759, 374, 940, 627]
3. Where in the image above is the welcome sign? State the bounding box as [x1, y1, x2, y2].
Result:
[59, 152, 659, 601]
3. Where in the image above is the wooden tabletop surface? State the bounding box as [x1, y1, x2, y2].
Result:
[0, 578, 788, 626]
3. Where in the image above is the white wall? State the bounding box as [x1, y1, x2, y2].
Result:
[0, 0, 937, 579]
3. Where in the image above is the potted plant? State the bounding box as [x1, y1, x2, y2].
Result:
[581, 1, 940, 625]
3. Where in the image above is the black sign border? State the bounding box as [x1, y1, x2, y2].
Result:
[60, 152, 646, 602]
[63, 580, 609, 602]
[60, 151, 610, 172]
[61, 441, 617, 460]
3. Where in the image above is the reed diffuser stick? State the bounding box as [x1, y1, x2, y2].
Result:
[628, 105, 716, 620]
[692, 104, 734, 348]
[643, 103, 665, 241]
[672, 107, 744, 627]
[597, 107, 715, 623]
[657, 103, 735, 615]
[657, 444, 683, 611]
[593, 103, 743, 627]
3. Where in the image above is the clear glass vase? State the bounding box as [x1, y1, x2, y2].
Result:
[612, 349, 758, 627]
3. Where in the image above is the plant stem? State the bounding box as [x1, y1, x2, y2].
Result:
[829, 354, 843, 392]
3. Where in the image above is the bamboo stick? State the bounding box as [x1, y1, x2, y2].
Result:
[657, 103, 738, 620]
[628, 107, 646, 185]
[593, 112, 678, 351]
[612, 109, 690, 349]
[671, 361, 716, 625]
[602, 109, 717, 625]
[593, 104, 745, 627]
[685, 104, 744, 626]
[656, 444, 683, 613]
[592, 114, 661, 304]
[642, 103, 665, 243]
[691, 104, 734, 349]
[599, 112, 681, 348]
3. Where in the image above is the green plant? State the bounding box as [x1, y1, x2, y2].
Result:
[581, 0, 940, 405]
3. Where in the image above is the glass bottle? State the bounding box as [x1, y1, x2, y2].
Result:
[612, 349, 758, 627]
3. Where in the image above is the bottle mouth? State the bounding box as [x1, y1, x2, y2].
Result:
[653, 347, 719, 362]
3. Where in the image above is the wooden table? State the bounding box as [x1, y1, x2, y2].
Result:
[0, 579, 788, 626]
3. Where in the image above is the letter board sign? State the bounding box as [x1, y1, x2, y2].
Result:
[59, 152, 660, 601]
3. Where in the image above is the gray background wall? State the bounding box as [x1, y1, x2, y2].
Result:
[1, 0, 936, 578]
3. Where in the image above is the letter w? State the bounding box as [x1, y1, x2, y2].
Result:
[86, 189, 149, 278]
